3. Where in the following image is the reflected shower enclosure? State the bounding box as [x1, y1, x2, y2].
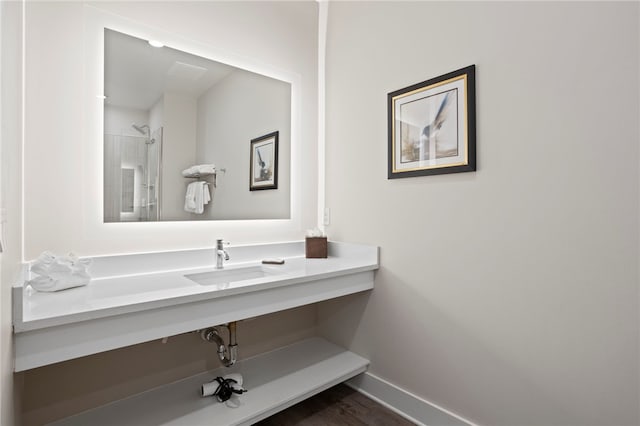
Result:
[104, 125, 163, 222]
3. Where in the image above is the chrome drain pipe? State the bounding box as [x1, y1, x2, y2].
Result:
[200, 322, 238, 367]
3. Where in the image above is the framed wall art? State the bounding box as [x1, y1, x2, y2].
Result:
[250, 131, 279, 191]
[388, 65, 476, 179]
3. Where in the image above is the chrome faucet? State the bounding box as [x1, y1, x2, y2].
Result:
[216, 239, 230, 269]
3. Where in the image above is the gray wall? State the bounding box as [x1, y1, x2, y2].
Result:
[319, 2, 639, 426]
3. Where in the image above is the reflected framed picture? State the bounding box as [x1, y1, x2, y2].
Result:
[250, 131, 279, 191]
[388, 65, 476, 179]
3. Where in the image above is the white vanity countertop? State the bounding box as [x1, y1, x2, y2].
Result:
[14, 241, 379, 333]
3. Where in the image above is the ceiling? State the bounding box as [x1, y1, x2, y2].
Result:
[104, 29, 235, 110]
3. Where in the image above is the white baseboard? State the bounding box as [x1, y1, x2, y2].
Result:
[345, 372, 477, 426]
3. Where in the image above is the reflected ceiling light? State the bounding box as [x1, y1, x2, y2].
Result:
[148, 40, 164, 48]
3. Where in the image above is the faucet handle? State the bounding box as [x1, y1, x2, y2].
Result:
[216, 239, 230, 248]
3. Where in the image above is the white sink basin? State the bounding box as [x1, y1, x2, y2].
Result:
[185, 265, 282, 286]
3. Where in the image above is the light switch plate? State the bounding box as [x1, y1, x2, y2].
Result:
[323, 207, 331, 226]
[0, 208, 6, 253]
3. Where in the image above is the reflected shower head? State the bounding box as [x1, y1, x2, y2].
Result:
[131, 123, 150, 135]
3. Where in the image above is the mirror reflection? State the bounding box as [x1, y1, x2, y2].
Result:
[103, 29, 291, 222]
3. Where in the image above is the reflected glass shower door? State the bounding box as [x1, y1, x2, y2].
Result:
[104, 128, 163, 222]
[145, 127, 163, 221]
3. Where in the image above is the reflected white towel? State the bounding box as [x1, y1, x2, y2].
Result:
[184, 181, 211, 214]
[185, 182, 198, 212]
[27, 251, 92, 292]
[203, 183, 211, 205]
[182, 164, 216, 177]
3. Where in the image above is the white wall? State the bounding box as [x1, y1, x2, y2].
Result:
[0, 1, 23, 424]
[196, 69, 291, 220]
[319, 2, 639, 426]
[103, 105, 148, 137]
[17, 2, 319, 423]
[148, 96, 163, 135]
[23, 0, 318, 259]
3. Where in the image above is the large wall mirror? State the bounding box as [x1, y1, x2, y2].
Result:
[103, 28, 291, 222]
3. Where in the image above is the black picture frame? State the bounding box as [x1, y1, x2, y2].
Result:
[388, 65, 476, 179]
[250, 131, 279, 191]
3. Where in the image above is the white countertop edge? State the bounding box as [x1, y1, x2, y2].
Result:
[14, 241, 379, 333]
[14, 262, 377, 332]
[14, 272, 375, 371]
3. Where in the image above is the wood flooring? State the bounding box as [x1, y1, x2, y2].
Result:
[255, 383, 416, 426]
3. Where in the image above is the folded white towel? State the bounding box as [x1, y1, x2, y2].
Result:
[185, 182, 198, 212]
[27, 251, 92, 292]
[184, 181, 211, 214]
[203, 182, 211, 205]
[194, 181, 205, 214]
[182, 164, 216, 177]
